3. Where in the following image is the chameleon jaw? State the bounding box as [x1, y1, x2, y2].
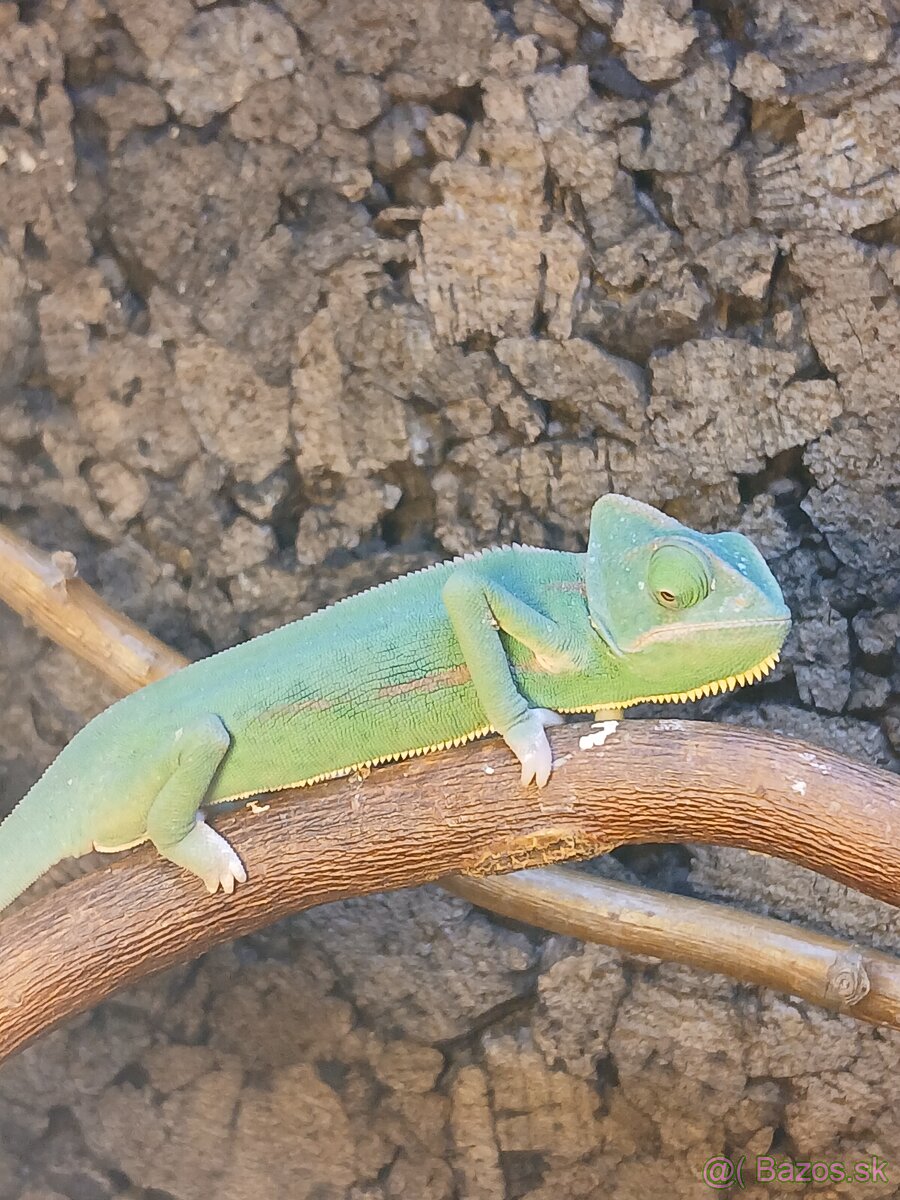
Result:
[555, 649, 782, 714]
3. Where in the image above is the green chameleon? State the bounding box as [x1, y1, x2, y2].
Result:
[0, 495, 790, 912]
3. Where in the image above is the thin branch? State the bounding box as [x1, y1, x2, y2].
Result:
[1, 524, 900, 1062]
[0, 526, 184, 690]
[448, 870, 900, 1024]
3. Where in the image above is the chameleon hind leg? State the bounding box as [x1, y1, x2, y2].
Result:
[145, 714, 247, 895]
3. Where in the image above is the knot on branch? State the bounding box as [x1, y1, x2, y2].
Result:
[824, 950, 871, 1007]
[48, 550, 78, 589]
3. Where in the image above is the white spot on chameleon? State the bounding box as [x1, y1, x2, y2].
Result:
[579, 720, 619, 751]
[792, 780, 807, 795]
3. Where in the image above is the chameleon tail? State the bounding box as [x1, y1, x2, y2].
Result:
[0, 771, 87, 914]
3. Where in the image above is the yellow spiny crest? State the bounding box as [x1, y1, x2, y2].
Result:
[217, 725, 496, 800]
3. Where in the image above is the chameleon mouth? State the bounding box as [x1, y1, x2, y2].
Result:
[555, 649, 781, 714]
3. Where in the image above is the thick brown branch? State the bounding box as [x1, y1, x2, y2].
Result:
[2, 522, 900, 1062]
[2, 720, 900, 1060]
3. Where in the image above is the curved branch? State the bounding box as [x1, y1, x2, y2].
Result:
[2, 719, 900, 1059]
[2, 521, 900, 1062]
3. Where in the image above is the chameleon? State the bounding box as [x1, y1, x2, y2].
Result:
[0, 495, 790, 912]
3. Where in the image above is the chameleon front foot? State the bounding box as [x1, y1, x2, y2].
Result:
[161, 816, 247, 895]
[503, 708, 564, 788]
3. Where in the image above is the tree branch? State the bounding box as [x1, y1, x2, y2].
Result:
[449, 870, 900, 1024]
[0, 526, 184, 689]
[1, 523, 900, 1062]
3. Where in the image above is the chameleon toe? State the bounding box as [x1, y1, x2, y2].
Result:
[162, 818, 246, 897]
[506, 707, 560, 788]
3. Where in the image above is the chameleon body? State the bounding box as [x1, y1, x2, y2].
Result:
[0, 495, 790, 911]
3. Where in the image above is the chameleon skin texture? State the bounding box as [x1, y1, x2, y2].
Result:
[0, 495, 791, 909]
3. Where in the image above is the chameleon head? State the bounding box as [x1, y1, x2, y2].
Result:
[585, 494, 791, 705]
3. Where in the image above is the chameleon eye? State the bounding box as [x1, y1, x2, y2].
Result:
[648, 543, 710, 610]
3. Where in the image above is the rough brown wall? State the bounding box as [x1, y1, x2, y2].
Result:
[0, 0, 899, 1196]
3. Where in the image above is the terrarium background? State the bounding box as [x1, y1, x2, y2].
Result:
[0, 0, 898, 1195]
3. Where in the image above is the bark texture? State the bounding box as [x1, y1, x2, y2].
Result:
[0, 0, 898, 1194]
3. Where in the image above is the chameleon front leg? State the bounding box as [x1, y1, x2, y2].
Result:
[145, 714, 247, 895]
[442, 570, 580, 787]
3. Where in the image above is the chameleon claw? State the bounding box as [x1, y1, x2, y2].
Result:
[167, 816, 247, 896]
[211, 843, 247, 894]
[521, 743, 551, 789]
[213, 834, 247, 894]
[505, 708, 564, 789]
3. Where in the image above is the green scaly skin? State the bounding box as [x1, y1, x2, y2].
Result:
[0, 495, 791, 911]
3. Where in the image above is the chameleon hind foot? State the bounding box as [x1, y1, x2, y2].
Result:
[504, 708, 564, 788]
[163, 814, 247, 895]
[144, 713, 246, 896]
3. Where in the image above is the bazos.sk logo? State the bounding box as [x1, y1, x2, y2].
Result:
[701, 1154, 889, 1189]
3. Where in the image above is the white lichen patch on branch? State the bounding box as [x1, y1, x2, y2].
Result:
[578, 720, 620, 751]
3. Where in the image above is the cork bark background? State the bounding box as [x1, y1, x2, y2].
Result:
[0, 0, 898, 1195]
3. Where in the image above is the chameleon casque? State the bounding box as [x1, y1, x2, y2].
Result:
[0, 495, 791, 912]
